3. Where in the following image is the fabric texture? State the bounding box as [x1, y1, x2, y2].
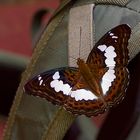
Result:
[4, 0, 140, 140]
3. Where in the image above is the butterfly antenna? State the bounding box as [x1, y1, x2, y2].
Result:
[79, 26, 82, 58]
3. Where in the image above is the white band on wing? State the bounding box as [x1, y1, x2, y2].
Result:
[98, 43, 117, 95]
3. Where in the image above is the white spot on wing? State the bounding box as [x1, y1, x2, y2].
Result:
[38, 75, 42, 81]
[39, 79, 43, 85]
[105, 59, 115, 66]
[109, 33, 114, 36]
[38, 75, 43, 85]
[112, 36, 118, 39]
[50, 75, 72, 95]
[97, 45, 107, 52]
[104, 46, 117, 66]
[109, 32, 118, 39]
[52, 71, 60, 80]
[101, 68, 116, 94]
[71, 89, 97, 101]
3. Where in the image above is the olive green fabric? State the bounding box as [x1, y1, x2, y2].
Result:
[4, 0, 140, 140]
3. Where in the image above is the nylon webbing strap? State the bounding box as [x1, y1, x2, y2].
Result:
[129, 23, 140, 60]
[68, 4, 95, 67]
[43, 4, 96, 140]
[51, 0, 129, 22]
[93, 0, 128, 5]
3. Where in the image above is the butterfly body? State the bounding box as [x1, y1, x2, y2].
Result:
[24, 24, 131, 117]
[76, 58, 102, 97]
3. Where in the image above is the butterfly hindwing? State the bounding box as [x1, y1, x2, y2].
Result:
[103, 67, 129, 106]
[64, 91, 106, 117]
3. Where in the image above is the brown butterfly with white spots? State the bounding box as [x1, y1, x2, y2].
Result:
[24, 24, 131, 117]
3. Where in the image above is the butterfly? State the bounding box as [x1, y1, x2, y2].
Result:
[24, 24, 131, 117]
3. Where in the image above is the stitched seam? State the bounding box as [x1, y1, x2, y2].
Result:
[42, 108, 64, 140]
[42, 108, 75, 140]
[126, 6, 140, 13]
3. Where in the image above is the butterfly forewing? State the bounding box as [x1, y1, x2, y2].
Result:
[87, 24, 131, 67]
[24, 67, 79, 105]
